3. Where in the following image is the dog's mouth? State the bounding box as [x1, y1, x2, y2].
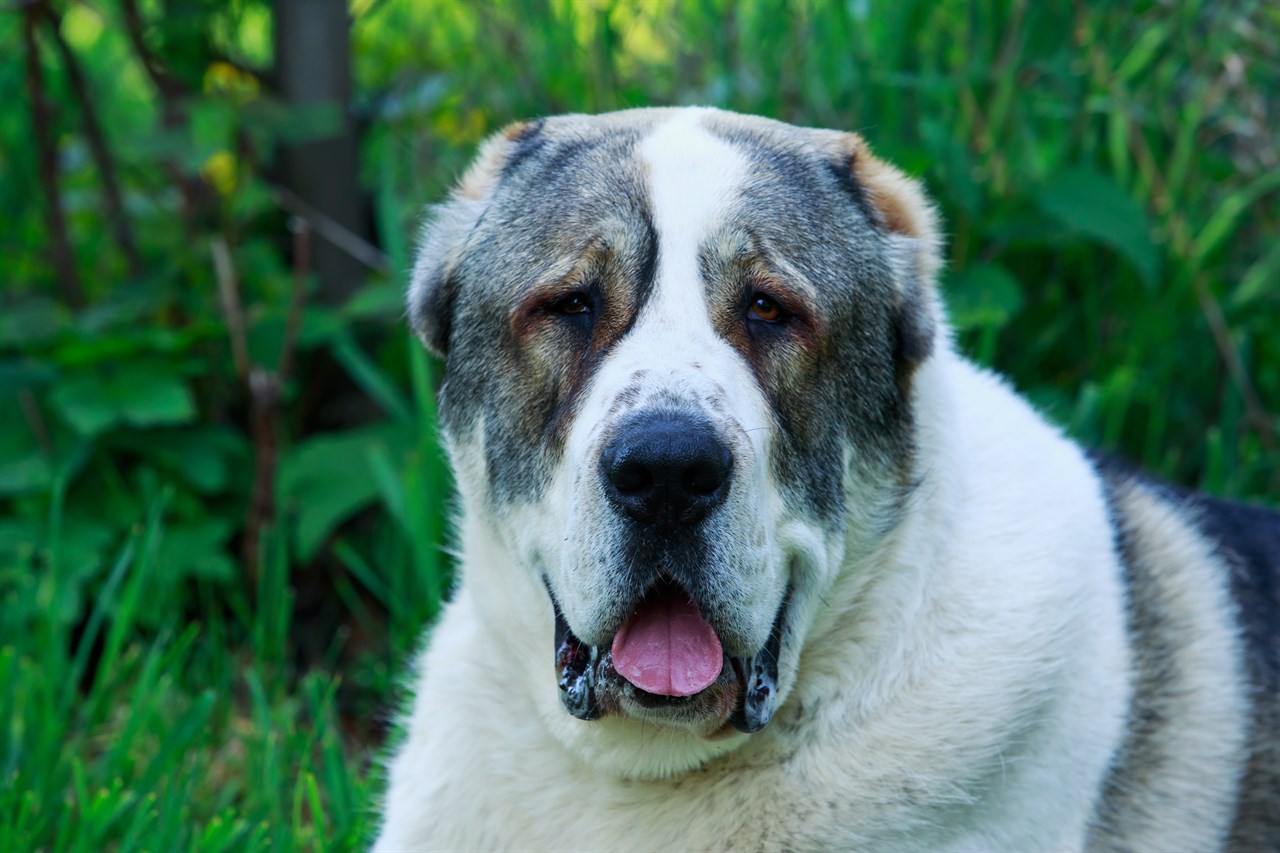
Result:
[551, 578, 787, 735]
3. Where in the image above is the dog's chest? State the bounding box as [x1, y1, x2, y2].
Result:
[456, 760, 833, 852]
[405, 598, 1087, 851]
[431, 715, 1003, 852]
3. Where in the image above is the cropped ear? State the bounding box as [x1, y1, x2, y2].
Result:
[817, 131, 946, 370]
[408, 119, 545, 357]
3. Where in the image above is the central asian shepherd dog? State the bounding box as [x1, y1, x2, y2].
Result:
[374, 108, 1279, 852]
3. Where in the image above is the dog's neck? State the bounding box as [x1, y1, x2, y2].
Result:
[772, 347, 964, 734]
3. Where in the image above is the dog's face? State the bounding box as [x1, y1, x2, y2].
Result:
[410, 108, 941, 776]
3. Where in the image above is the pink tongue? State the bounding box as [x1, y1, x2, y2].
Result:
[611, 594, 723, 697]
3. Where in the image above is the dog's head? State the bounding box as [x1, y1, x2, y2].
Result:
[410, 108, 942, 776]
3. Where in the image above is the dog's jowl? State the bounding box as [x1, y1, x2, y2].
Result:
[376, 108, 1279, 852]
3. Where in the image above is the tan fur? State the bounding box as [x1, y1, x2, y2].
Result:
[848, 135, 936, 242]
[812, 129, 943, 288]
[456, 125, 524, 201]
[502, 120, 533, 141]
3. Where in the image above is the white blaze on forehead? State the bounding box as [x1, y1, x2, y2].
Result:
[541, 111, 787, 667]
[553, 110, 774, 506]
[557, 110, 770, 461]
[638, 111, 747, 319]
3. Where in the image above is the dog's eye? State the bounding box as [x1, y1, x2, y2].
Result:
[748, 293, 784, 323]
[550, 292, 592, 316]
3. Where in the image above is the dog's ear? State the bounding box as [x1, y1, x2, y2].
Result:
[819, 132, 946, 370]
[408, 119, 545, 357]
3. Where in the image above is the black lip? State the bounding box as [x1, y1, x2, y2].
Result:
[728, 590, 788, 734]
[546, 578, 791, 732]
[549, 583, 601, 721]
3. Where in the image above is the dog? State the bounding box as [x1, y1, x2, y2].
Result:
[375, 108, 1278, 851]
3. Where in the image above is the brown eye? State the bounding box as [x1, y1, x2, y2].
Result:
[749, 293, 783, 323]
[551, 292, 592, 315]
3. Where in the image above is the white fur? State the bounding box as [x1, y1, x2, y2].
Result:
[444, 112, 800, 777]
[376, 111, 1216, 851]
[377, 342, 1134, 851]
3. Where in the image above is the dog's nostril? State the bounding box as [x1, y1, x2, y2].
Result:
[683, 454, 731, 497]
[600, 412, 733, 529]
[612, 461, 652, 496]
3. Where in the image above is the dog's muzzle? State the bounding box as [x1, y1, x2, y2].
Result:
[549, 409, 785, 734]
[551, 582, 787, 734]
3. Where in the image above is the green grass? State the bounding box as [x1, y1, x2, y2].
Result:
[2, 1, 1277, 849]
[2, 494, 379, 852]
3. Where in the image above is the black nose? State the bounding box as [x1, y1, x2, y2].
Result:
[600, 412, 733, 529]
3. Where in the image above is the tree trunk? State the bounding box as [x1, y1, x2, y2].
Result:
[273, 0, 369, 305]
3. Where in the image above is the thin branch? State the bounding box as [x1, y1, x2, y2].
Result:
[19, 390, 52, 456]
[42, 4, 142, 276]
[243, 364, 280, 586]
[280, 218, 311, 381]
[211, 235, 276, 584]
[22, 2, 83, 308]
[271, 184, 392, 275]
[119, 0, 210, 230]
[118, 0, 184, 100]
[212, 227, 311, 586]
[211, 236, 251, 382]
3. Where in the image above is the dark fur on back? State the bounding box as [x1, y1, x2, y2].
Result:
[1091, 452, 1280, 849]
[1186, 492, 1280, 849]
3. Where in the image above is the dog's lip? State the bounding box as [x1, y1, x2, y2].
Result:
[727, 588, 787, 734]
[546, 578, 789, 733]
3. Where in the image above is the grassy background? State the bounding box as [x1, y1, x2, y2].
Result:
[2, 1, 1277, 849]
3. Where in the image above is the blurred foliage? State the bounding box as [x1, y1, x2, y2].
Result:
[1, 0, 1277, 849]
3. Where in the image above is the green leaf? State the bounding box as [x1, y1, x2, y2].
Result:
[0, 297, 69, 348]
[30, 517, 120, 627]
[1114, 23, 1171, 82]
[111, 426, 247, 494]
[0, 406, 52, 495]
[0, 518, 43, 561]
[1191, 168, 1280, 272]
[189, 98, 238, 156]
[248, 306, 342, 367]
[49, 366, 197, 436]
[1230, 240, 1280, 308]
[76, 284, 175, 335]
[944, 263, 1025, 331]
[1035, 166, 1160, 287]
[342, 282, 404, 320]
[54, 517, 117, 579]
[0, 451, 51, 496]
[331, 332, 411, 421]
[157, 520, 237, 582]
[246, 98, 343, 147]
[0, 359, 59, 395]
[278, 424, 412, 560]
[51, 326, 209, 366]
